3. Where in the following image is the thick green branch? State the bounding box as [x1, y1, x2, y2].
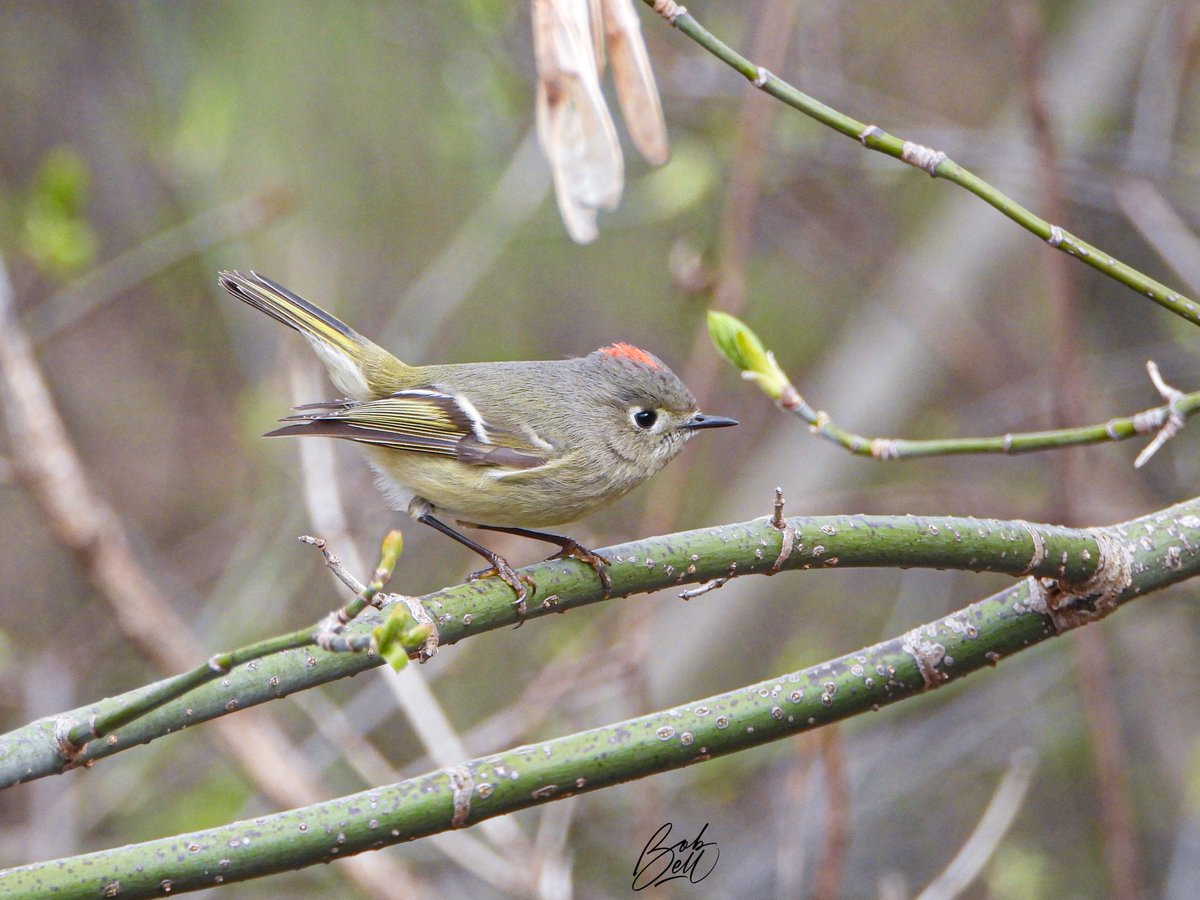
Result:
[0, 511, 1106, 788]
[642, 2, 1200, 327]
[2, 497, 1197, 897]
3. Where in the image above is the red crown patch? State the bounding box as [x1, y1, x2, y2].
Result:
[599, 342, 660, 370]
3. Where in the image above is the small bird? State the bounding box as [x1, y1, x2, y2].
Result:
[220, 271, 736, 609]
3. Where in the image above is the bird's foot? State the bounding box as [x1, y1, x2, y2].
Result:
[547, 540, 612, 597]
[469, 561, 536, 619]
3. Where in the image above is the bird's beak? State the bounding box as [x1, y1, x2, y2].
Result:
[680, 412, 738, 430]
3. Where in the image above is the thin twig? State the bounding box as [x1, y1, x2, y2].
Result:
[802, 359, 1198, 462]
[917, 749, 1038, 899]
[710, 312, 1199, 465]
[1134, 360, 1185, 467]
[1117, 179, 1200, 297]
[771, 486, 786, 530]
[299, 534, 366, 594]
[678, 577, 728, 600]
[310, 532, 402, 650]
[758, 339, 1199, 464]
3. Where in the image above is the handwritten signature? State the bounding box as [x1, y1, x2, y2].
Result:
[632, 822, 719, 890]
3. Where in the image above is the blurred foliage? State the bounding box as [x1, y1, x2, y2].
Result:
[170, 71, 237, 177]
[20, 146, 99, 277]
[1, 0, 1200, 897]
[988, 844, 1051, 899]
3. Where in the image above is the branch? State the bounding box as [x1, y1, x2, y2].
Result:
[46, 531, 414, 757]
[0, 498, 1181, 789]
[709, 311, 1197, 466]
[640, 1, 1199, 328]
[3, 493, 1197, 896]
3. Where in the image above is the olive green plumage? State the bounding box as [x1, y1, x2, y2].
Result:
[220, 270, 735, 603]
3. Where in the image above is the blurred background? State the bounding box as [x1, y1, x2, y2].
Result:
[2, 0, 1200, 896]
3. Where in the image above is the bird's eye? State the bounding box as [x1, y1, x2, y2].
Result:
[632, 409, 658, 429]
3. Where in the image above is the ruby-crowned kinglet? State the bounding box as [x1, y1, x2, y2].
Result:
[220, 270, 736, 608]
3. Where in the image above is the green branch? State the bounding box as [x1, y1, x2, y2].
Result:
[642, 1, 1200, 327]
[0, 510, 1106, 788]
[52, 532, 410, 756]
[709, 311, 1196, 466]
[3, 496, 1197, 897]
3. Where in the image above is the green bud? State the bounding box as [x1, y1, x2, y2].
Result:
[372, 604, 431, 672]
[706, 311, 791, 401]
[373, 614, 411, 670]
[378, 530, 404, 577]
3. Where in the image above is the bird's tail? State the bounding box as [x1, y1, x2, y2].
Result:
[219, 270, 403, 399]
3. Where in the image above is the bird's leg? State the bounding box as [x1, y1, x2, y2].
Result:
[466, 523, 612, 597]
[416, 511, 534, 616]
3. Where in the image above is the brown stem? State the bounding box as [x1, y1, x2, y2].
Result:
[1008, 4, 1144, 897]
[811, 725, 849, 900]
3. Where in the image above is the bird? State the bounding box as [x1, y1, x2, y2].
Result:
[219, 270, 736, 610]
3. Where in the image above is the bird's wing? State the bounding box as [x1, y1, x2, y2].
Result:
[266, 388, 550, 470]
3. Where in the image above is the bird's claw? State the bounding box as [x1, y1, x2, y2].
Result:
[548, 541, 612, 597]
[469, 562, 536, 621]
